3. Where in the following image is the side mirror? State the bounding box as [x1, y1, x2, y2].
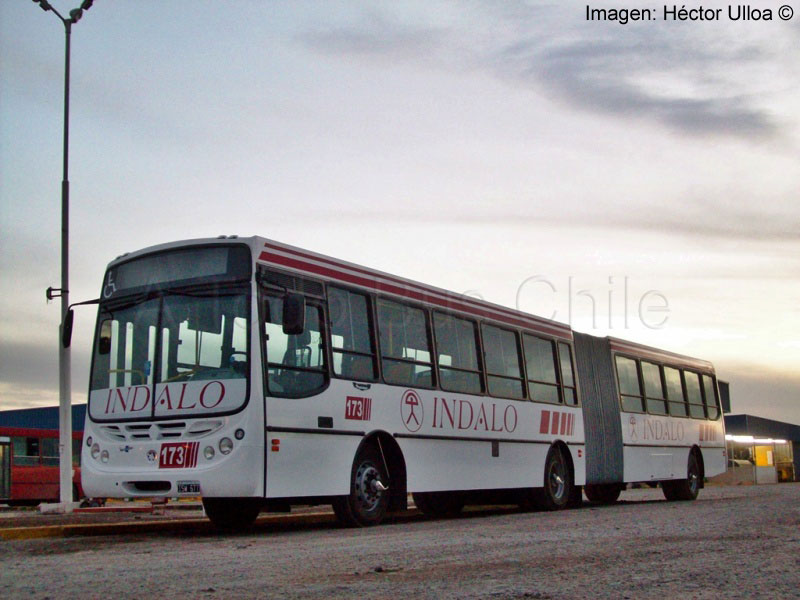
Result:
[282, 293, 305, 335]
[62, 309, 75, 348]
[98, 319, 112, 355]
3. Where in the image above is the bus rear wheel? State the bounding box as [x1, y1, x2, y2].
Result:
[332, 444, 389, 527]
[584, 483, 621, 505]
[412, 491, 464, 517]
[662, 452, 701, 501]
[203, 497, 263, 531]
[533, 446, 572, 511]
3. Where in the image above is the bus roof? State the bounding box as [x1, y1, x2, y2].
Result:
[105, 235, 719, 366]
[256, 237, 574, 341]
[607, 336, 715, 372]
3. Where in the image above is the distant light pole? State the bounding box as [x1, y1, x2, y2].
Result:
[34, 0, 94, 512]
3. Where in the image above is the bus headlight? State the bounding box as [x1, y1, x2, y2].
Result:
[219, 438, 233, 455]
[91, 443, 100, 460]
[86, 436, 93, 447]
[100, 450, 109, 464]
[204, 446, 215, 460]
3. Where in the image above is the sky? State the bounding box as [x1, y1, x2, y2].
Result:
[1, 1, 798, 424]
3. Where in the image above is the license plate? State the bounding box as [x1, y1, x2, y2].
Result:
[159, 441, 199, 469]
[177, 481, 201, 494]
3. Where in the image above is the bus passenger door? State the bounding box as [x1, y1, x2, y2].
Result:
[0, 437, 10, 502]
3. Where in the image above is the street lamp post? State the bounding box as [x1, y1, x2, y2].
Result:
[34, 0, 94, 512]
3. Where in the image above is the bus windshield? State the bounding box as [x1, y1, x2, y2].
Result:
[89, 286, 250, 422]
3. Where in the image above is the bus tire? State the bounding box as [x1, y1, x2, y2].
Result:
[202, 497, 262, 531]
[662, 452, 701, 501]
[584, 483, 621, 505]
[534, 446, 572, 511]
[332, 444, 389, 527]
[412, 492, 464, 518]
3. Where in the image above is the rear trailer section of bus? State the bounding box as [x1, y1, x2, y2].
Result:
[81, 239, 265, 503]
[574, 332, 726, 503]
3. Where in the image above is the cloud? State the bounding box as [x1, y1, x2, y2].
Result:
[519, 32, 778, 140]
[297, 2, 788, 140]
[313, 198, 800, 244]
[0, 338, 91, 390]
[299, 12, 445, 60]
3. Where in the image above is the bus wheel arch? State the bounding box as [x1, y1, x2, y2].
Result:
[333, 431, 405, 527]
[364, 431, 407, 512]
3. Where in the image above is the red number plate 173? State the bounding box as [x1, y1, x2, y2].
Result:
[159, 442, 199, 469]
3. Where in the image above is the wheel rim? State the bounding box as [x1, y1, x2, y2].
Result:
[548, 453, 567, 500]
[354, 461, 384, 514]
[688, 459, 699, 494]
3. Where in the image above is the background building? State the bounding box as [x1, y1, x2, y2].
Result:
[723, 414, 799, 484]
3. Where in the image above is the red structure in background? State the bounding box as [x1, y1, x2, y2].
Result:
[0, 405, 86, 505]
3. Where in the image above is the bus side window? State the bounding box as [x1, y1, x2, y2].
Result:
[12, 437, 40, 467]
[264, 296, 327, 398]
[558, 342, 578, 406]
[377, 299, 433, 388]
[433, 312, 483, 395]
[41, 438, 59, 467]
[523, 334, 560, 404]
[684, 371, 706, 418]
[664, 366, 687, 416]
[72, 438, 82, 467]
[616, 356, 644, 413]
[642, 361, 667, 415]
[328, 287, 377, 381]
[482, 324, 525, 400]
[702, 374, 720, 420]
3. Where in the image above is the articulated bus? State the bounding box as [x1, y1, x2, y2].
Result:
[80, 236, 726, 528]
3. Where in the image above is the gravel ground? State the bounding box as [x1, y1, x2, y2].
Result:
[0, 504, 206, 528]
[1, 483, 798, 599]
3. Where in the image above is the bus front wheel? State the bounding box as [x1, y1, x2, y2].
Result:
[333, 444, 389, 527]
[203, 497, 262, 531]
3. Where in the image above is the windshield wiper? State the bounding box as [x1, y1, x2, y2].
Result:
[162, 283, 248, 298]
[100, 292, 151, 312]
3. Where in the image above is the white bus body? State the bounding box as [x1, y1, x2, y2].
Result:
[81, 236, 725, 527]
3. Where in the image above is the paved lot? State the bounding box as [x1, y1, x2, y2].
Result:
[1, 484, 798, 599]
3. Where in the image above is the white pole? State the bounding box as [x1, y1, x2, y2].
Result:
[58, 19, 74, 512]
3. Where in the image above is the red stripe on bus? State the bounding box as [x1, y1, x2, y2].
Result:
[258, 251, 571, 339]
[560, 413, 567, 435]
[262, 242, 572, 336]
[551, 412, 560, 435]
[540, 411, 550, 434]
[188, 442, 198, 468]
